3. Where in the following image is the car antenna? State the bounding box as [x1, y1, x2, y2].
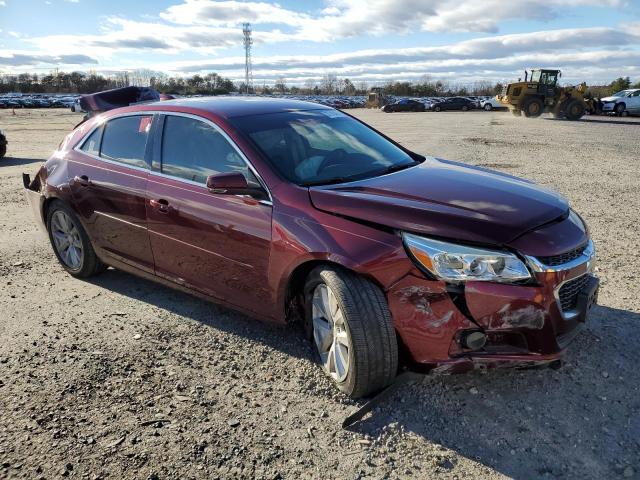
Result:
[342, 371, 424, 428]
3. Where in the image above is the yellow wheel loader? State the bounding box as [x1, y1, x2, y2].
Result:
[496, 69, 588, 120]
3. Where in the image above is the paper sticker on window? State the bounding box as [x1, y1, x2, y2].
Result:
[320, 109, 344, 118]
[139, 117, 152, 133]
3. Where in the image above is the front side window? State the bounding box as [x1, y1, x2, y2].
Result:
[161, 115, 253, 184]
[100, 115, 151, 169]
[231, 109, 420, 186]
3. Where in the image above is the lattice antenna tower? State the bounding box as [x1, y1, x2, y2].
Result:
[242, 23, 253, 94]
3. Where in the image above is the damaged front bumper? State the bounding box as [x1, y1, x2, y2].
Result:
[387, 241, 598, 373]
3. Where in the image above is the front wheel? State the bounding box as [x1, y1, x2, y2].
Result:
[483, 103, 492, 111]
[522, 97, 544, 118]
[614, 103, 626, 117]
[434, 105, 441, 112]
[46, 201, 107, 278]
[305, 266, 398, 398]
[564, 99, 586, 121]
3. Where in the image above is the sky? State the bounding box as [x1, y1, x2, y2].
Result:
[0, 0, 639, 86]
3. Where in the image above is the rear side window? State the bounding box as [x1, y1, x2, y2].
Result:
[100, 115, 151, 169]
[80, 125, 103, 156]
[161, 115, 252, 184]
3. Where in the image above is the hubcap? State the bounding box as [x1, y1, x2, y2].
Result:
[312, 284, 351, 383]
[51, 210, 83, 270]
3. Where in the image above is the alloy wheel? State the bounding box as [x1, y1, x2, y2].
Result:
[51, 210, 83, 270]
[312, 283, 352, 383]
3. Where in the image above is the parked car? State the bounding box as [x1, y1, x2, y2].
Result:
[431, 97, 475, 111]
[23, 97, 598, 398]
[382, 99, 426, 113]
[600, 89, 640, 116]
[480, 97, 507, 111]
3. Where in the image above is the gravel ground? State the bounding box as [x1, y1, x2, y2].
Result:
[0, 108, 638, 480]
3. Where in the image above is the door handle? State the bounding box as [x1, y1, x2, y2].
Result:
[150, 198, 171, 214]
[73, 175, 91, 187]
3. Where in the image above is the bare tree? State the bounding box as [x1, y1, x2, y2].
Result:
[320, 73, 338, 95]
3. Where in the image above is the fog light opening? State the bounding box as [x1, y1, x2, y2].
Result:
[460, 330, 487, 351]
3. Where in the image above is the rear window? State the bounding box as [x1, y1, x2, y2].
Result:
[80, 125, 102, 156]
[100, 115, 151, 169]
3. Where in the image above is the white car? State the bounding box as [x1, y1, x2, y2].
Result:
[480, 97, 506, 111]
[601, 89, 640, 116]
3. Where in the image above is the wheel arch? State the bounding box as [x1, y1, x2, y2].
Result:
[282, 257, 386, 324]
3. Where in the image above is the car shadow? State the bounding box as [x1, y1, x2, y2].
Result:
[348, 304, 640, 478]
[0, 156, 43, 167]
[86, 267, 314, 361]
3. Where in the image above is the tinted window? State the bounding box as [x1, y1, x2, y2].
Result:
[231, 109, 420, 186]
[161, 115, 252, 184]
[100, 116, 151, 169]
[80, 125, 103, 156]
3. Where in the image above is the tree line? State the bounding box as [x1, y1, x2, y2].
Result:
[1, 70, 638, 98]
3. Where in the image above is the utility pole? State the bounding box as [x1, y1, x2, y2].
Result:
[242, 22, 253, 94]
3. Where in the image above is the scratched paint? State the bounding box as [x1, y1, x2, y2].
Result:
[493, 304, 545, 330]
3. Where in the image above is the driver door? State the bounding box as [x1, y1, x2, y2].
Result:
[146, 114, 273, 313]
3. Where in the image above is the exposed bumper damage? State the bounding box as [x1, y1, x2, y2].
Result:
[23, 172, 47, 232]
[386, 245, 598, 373]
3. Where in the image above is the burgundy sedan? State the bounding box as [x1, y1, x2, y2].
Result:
[23, 97, 598, 398]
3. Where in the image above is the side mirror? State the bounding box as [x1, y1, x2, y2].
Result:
[206, 172, 266, 199]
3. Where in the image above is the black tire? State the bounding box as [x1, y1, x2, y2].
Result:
[434, 105, 441, 112]
[483, 103, 492, 111]
[564, 99, 586, 121]
[522, 96, 544, 118]
[304, 266, 398, 398]
[461, 105, 469, 111]
[614, 103, 626, 117]
[46, 200, 107, 278]
[0, 143, 6, 159]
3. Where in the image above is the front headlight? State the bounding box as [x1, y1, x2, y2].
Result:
[402, 233, 531, 283]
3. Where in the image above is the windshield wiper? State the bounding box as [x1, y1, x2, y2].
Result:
[301, 177, 354, 187]
[379, 161, 419, 175]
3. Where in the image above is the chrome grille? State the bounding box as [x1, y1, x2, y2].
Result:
[558, 275, 589, 312]
[537, 244, 587, 267]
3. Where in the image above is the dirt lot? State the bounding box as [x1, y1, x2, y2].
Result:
[0, 108, 639, 480]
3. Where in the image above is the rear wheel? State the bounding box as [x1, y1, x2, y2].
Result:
[462, 105, 469, 111]
[564, 99, 586, 121]
[522, 97, 544, 118]
[46, 201, 107, 278]
[304, 266, 398, 398]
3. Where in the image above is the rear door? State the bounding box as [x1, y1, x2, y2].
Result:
[69, 114, 155, 272]
[146, 113, 273, 312]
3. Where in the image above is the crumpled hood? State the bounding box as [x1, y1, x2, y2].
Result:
[309, 157, 569, 246]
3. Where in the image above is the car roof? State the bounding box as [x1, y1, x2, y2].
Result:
[142, 96, 333, 119]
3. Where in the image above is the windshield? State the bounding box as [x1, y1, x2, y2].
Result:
[231, 109, 420, 186]
[611, 90, 631, 97]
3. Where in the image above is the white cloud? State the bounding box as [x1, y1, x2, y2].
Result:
[1, 0, 637, 85]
